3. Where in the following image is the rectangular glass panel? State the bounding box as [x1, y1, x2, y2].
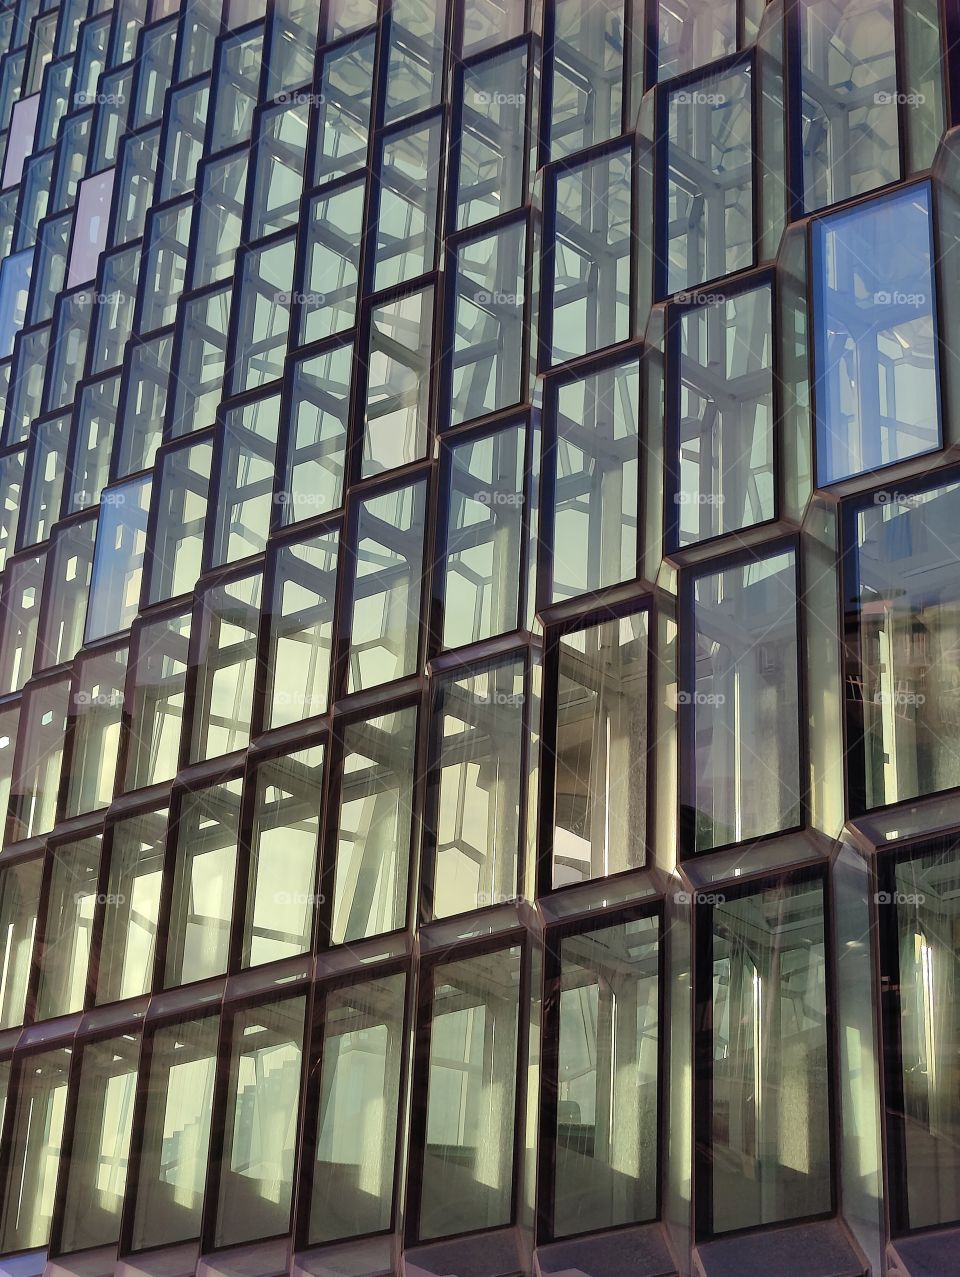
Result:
[214, 994, 305, 1247]
[96, 807, 168, 1004]
[85, 476, 152, 642]
[245, 745, 324, 966]
[676, 283, 775, 543]
[0, 1048, 70, 1251]
[419, 945, 521, 1238]
[813, 184, 939, 485]
[66, 646, 127, 816]
[552, 914, 659, 1235]
[124, 611, 191, 791]
[552, 612, 648, 887]
[666, 65, 753, 296]
[685, 549, 801, 852]
[0, 856, 40, 1028]
[332, 707, 417, 944]
[279, 343, 350, 522]
[36, 835, 100, 1021]
[131, 1014, 219, 1251]
[890, 849, 960, 1230]
[431, 657, 525, 917]
[708, 877, 831, 1232]
[550, 357, 638, 601]
[266, 531, 338, 729]
[310, 972, 406, 1243]
[442, 421, 525, 648]
[58, 1034, 140, 1253]
[190, 572, 261, 762]
[348, 481, 426, 693]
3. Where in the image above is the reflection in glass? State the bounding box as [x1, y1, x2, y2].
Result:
[166, 777, 242, 986]
[457, 46, 527, 228]
[450, 218, 527, 426]
[551, 613, 648, 887]
[58, 1034, 139, 1253]
[374, 115, 441, 288]
[675, 283, 774, 543]
[430, 658, 525, 917]
[548, 144, 631, 364]
[310, 973, 406, 1243]
[800, 0, 898, 212]
[96, 807, 168, 1004]
[214, 995, 305, 1247]
[889, 849, 960, 1229]
[666, 65, 753, 296]
[0, 1048, 70, 1251]
[124, 610, 191, 791]
[547, 0, 625, 157]
[658, 0, 736, 81]
[549, 357, 638, 601]
[280, 343, 350, 523]
[131, 1014, 219, 1251]
[442, 422, 525, 649]
[0, 856, 40, 1028]
[813, 184, 939, 485]
[190, 572, 261, 762]
[361, 287, 433, 476]
[707, 877, 831, 1232]
[551, 915, 659, 1235]
[419, 945, 521, 1239]
[36, 835, 100, 1020]
[85, 475, 151, 642]
[266, 530, 338, 729]
[347, 481, 426, 693]
[332, 707, 417, 944]
[685, 549, 801, 851]
[245, 745, 324, 966]
[847, 480, 960, 810]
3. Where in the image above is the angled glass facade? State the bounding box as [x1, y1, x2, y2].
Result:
[0, 2, 952, 1277]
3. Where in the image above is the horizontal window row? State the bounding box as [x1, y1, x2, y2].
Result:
[0, 857, 952, 1255]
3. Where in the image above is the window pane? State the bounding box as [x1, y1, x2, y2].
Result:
[332, 707, 417, 944]
[279, 343, 350, 523]
[214, 994, 305, 1247]
[314, 33, 375, 183]
[684, 549, 801, 851]
[165, 777, 242, 986]
[0, 1048, 70, 1251]
[266, 531, 338, 729]
[361, 286, 433, 477]
[800, 0, 899, 212]
[889, 848, 960, 1230]
[550, 357, 639, 601]
[551, 612, 648, 887]
[96, 807, 168, 1004]
[813, 184, 940, 485]
[0, 856, 40, 1028]
[846, 479, 960, 809]
[548, 145, 631, 364]
[347, 481, 426, 693]
[35, 835, 100, 1021]
[124, 611, 191, 791]
[666, 65, 753, 296]
[657, 0, 736, 81]
[85, 476, 152, 642]
[310, 972, 406, 1243]
[547, 0, 624, 157]
[299, 180, 363, 344]
[245, 745, 324, 966]
[419, 945, 521, 1238]
[708, 877, 831, 1232]
[190, 572, 261, 762]
[450, 218, 527, 426]
[430, 657, 525, 917]
[551, 914, 659, 1235]
[131, 1014, 219, 1251]
[8, 677, 70, 842]
[457, 47, 528, 229]
[374, 115, 441, 288]
[65, 646, 127, 816]
[147, 439, 213, 602]
[58, 1034, 140, 1253]
[675, 283, 775, 543]
[442, 422, 526, 648]
[213, 392, 281, 565]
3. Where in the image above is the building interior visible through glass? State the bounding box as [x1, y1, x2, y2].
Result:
[0, 0, 953, 1274]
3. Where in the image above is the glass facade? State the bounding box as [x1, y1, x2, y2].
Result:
[0, 2, 951, 1277]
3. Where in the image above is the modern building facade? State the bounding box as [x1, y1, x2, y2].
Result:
[0, 0, 952, 1275]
